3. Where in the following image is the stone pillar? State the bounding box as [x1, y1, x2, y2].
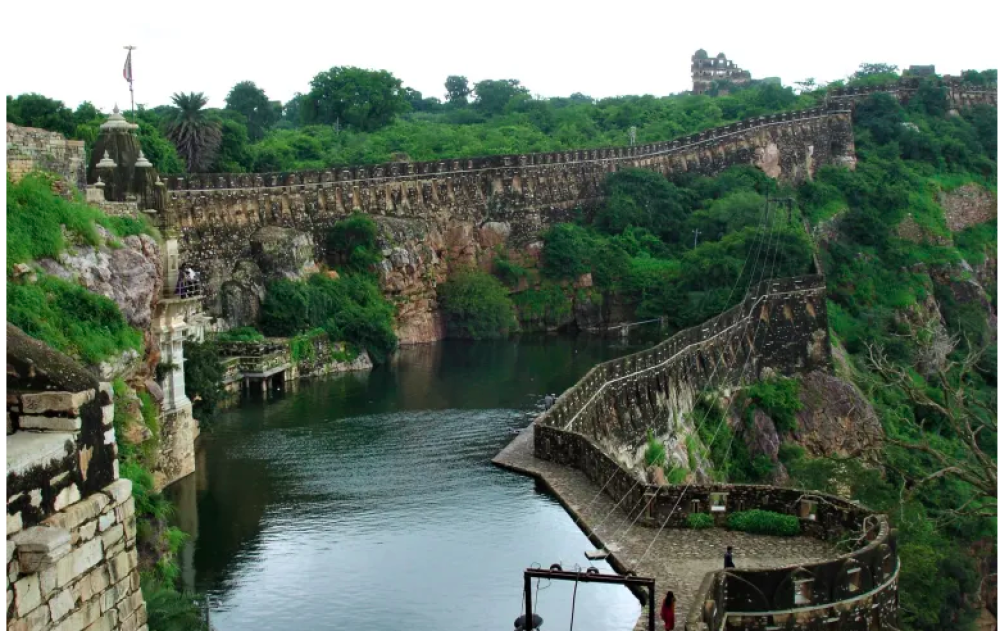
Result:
[150, 238, 202, 490]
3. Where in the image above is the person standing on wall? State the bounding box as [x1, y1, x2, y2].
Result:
[660, 591, 675, 631]
[724, 546, 735, 569]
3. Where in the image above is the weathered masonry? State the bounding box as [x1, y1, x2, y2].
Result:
[531, 276, 898, 630]
[6, 324, 148, 631]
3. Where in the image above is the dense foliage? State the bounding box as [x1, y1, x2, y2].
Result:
[437, 270, 520, 339]
[259, 273, 397, 363]
[6, 174, 152, 364]
[743, 377, 804, 433]
[325, 212, 383, 272]
[644, 429, 667, 467]
[726, 509, 801, 536]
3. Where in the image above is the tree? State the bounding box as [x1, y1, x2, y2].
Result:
[866, 343, 997, 520]
[444, 75, 471, 105]
[6, 93, 74, 136]
[302, 66, 409, 132]
[163, 92, 222, 173]
[224, 81, 279, 141]
[473, 79, 530, 116]
[210, 114, 253, 172]
[281, 93, 305, 128]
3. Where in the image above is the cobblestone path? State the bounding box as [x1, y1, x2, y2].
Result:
[493, 424, 836, 630]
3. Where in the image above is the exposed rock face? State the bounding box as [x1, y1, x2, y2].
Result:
[250, 226, 318, 282]
[790, 371, 883, 459]
[37, 228, 161, 330]
[939, 183, 997, 233]
[219, 260, 266, 328]
[931, 261, 997, 337]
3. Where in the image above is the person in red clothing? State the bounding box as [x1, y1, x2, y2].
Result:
[660, 591, 676, 630]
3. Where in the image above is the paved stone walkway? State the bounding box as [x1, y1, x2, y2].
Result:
[493, 423, 836, 630]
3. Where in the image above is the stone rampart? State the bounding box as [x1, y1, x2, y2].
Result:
[530, 274, 898, 630]
[825, 78, 998, 109]
[6, 123, 87, 192]
[6, 324, 148, 631]
[534, 275, 829, 454]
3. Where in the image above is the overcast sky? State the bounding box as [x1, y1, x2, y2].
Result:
[4, 0, 998, 113]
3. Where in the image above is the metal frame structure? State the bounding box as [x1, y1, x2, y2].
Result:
[521, 565, 656, 631]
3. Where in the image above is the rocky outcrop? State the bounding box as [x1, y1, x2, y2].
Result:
[250, 226, 318, 282]
[939, 183, 998, 233]
[789, 371, 883, 459]
[37, 228, 161, 330]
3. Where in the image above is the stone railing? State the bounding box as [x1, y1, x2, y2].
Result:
[534, 391, 898, 631]
[534, 274, 828, 450]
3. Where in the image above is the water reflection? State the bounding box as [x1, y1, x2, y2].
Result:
[169, 335, 650, 631]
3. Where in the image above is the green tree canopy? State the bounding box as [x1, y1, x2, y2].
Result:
[6, 93, 75, 136]
[473, 79, 530, 116]
[445, 75, 471, 104]
[302, 66, 409, 132]
[163, 92, 221, 173]
[225, 81, 280, 141]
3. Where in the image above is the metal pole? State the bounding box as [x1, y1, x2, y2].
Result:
[648, 583, 655, 631]
[524, 575, 533, 631]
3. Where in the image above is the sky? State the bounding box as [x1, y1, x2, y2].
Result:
[3, 0, 998, 113]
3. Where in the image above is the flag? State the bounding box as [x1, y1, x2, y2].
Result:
[123, 50, 133, 84]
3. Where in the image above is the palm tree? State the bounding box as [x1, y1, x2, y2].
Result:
[164, 92, 221, 173]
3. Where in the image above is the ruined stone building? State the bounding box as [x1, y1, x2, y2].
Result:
[691, 49, 752, 95]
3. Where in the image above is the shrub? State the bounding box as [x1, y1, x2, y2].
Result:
[260, 274, 398, 363]
[726, 509, 800, 536]
[216, 326, 265, 342]
[744, 377, 804, 433]
[183, 340, 224, 414]
[644, 429, 666, 467]
[325, 212, 382, 272]
[7, 275, 143, 365]
[687, 513, 714, 529]
[437, 269, 519, 339]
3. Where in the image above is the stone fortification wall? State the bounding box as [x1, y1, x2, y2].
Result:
[154, 107, 853, 332]
[825, 77, 997, 109]
[534, 275, 830, 455]
[6, 324, 147, 631]
[6, 124, 87, 192]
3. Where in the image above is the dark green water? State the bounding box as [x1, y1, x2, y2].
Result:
[169, 335, 652, 631]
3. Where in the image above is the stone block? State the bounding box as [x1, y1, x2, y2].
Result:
[20, 391, 94, 415]
[48, 589, 76, 622]
[7, 492, 23, 506]
[39, 564, 57, 598]
[134, 601, 147, 626]
[97, 512, 115, 533]
[83, 610, 118, 631]
[100, 524, 124, 549]
[51, 597, 100, 631]
[101, 405, 114, 426]
[50, 471, 69, 486]
[8, 511, 24, 536]
[14, 573, 41, 617]
[100, 582, 122, 613]
[7, 588, 12, 610]
[19, 415, 82, 432]
[24, 601, 51, 631]
[102, 479, 132, 506]
[104, 540, 125, 560]
[29, 489, 43, 508]
[7, 540, 15, 564]
[45, 493, 109, 532]
[71, 538, 103, 579]
[9, 558, 19, 584]
[102, 429, 116, 445]
[109, 551, 131, 583]
[119, 611, 138, 631]
[13, 525, 72, 571]
[78, 520, 98, 542]
[53, 485, 82, 512]
[112, 460, 120, 481]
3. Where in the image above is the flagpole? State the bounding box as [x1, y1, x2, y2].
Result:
[124, 45, 136, 123]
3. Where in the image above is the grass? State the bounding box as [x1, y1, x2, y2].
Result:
[954, 220, 997, 266]
[7, 275, 143, 365]
[7, 172, 157, 273]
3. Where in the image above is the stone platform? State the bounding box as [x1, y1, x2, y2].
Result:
[493, 423, 836, 630]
